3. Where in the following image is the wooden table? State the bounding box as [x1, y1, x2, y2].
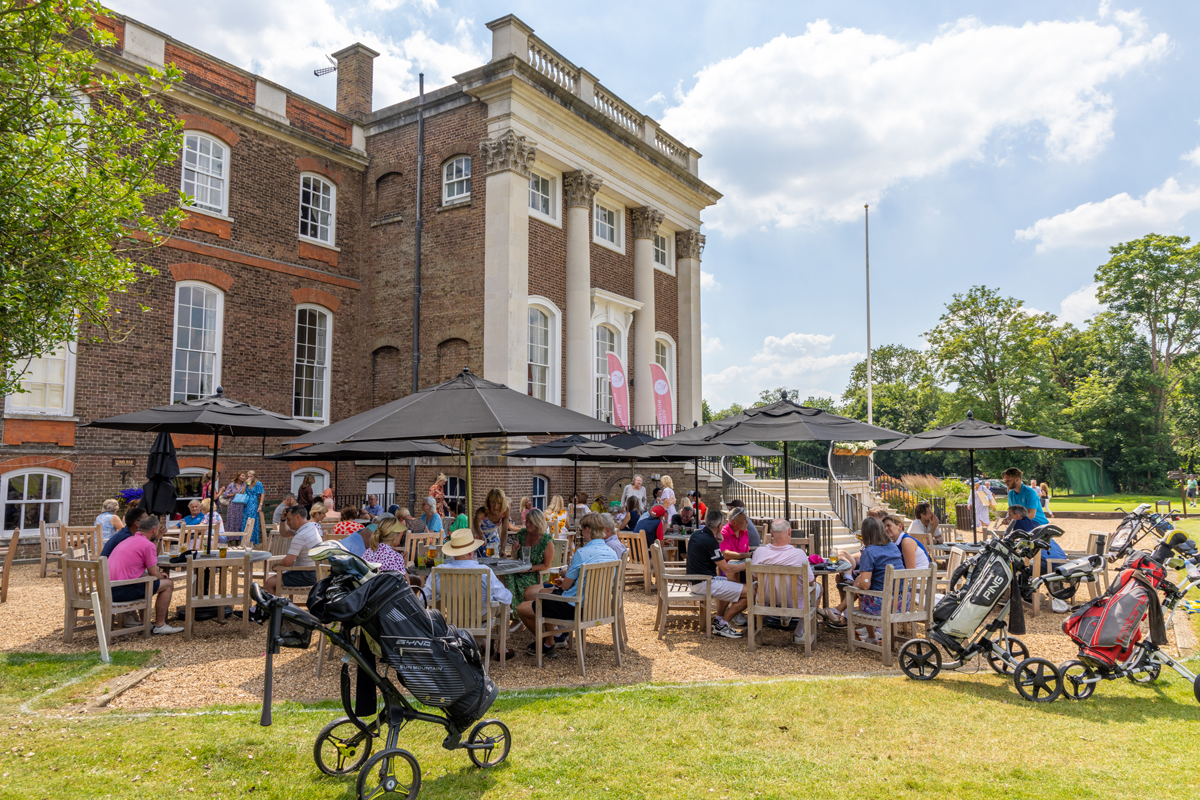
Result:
[157, 548, 272, 568]
[812, 561, 853, 609]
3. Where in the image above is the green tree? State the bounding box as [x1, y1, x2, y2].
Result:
[1095, 233, 1200, 438]
[1, 1, 184, 397]
[845, 344, 934, 393]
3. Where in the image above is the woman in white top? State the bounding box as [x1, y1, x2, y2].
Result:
[659, 475, 677, 519]
[884, 514, 930, 570]
[94, 499, 122, 541]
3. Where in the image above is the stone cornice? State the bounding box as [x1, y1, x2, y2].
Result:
[563, 170, 602, 208]
[676, 230, 705, 261]
[630, 206, 665, 240]
[479, 130, 537, 177]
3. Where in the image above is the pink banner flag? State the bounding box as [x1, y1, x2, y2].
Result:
[649, 362, 674, 437]
[606, 352, 630, 428]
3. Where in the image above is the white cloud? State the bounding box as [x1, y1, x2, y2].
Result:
[644, 91, 666, 107]
[1182, 146, 1200, 166]
[1059, 282, 1105, 326]
[114, 0, 486, 108]
[702, 335, 724, 355]
[700, 271, 719, 291]
[1015, 177, 1200, 250]
[661, 13, 1168, 232]
[703, 331, 861, 404]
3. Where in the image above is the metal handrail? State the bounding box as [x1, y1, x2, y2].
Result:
[720, 456, 835, 556]
[826, 443, 869, 533]
[747, 453, 828, 482]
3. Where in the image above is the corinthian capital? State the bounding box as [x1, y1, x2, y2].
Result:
[478, 131, 537, 177]
[563, 170, 602, 208]
[630, 206, 665, 240]
[676, 229, 706, 260]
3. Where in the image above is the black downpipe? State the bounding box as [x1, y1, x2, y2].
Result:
[410, 73, 425, 512]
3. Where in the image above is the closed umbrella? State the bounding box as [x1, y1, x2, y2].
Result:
[874, 411, 1088, 541]
[141, 432, 180, 517]
[87, 387, 317, 554]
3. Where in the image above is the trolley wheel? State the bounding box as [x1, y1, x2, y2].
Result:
[1059, 660, 1097, 701]
[1194, 676, 1200, 704]
[986, 636, 1029, 676]
[1128, 662, 1161, 685]
[356, 748, 421, 800]
[898, 639, 942, 681]
[314, 717, 375, 776]
[467, 719, 512, 768]
[1013, 658, 1063, 703]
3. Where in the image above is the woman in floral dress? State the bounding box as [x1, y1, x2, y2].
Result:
[222, 471, 247, 533]
[502, 508, 555, 605]
[242, 470, 265, 545]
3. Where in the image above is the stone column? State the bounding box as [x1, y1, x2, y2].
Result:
[480, 131, 537, 390]
[563, 170, 602, 415]
[630, 206, 664, 428]
[676, 230, 705, 427]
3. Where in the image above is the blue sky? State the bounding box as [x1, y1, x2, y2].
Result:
[114, 1, 1200, 410]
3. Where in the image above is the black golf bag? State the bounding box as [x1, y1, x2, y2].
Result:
[308, 569, 497, 730]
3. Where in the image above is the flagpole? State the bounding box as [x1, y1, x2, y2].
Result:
[865, 204, 875, 489]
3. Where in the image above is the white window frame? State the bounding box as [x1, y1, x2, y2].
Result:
[293, 304, 333, 424]
[292, 468, 330, 496]
[594, 324, 617, 422]
[526, 296, 562, 406]
[5, 341, 77, 417]
[654, 332, 678, 423]
[366, 473, 395, 506]
[2, 468, 70, 537]
[653, 228, 674, 275]
[593, 196, 625, 254]
[589, 289, 640, 420]
[444, 476, 467, 511]
[170, 281, 224, 404]
[528, 168, 560, 227]
[174, 467, 209, 518]
[442, 156, 471, 204]
[531, 476, 548, 511]
[180, 132, 229, 217]
[298, 173, 337, 246]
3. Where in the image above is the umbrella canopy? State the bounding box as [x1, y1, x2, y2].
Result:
[265, 439, 459, 462]
[600, 430, 659, 450]
[87, 387, 316, 554]
[504, 435, 644, 505]
[141, 432, 180, 516]
[674, 393, 908, 444]
[620, 439, 782, 499]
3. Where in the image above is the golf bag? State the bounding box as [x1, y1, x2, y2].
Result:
[1063, 551, 1168, 671]
[933, 548, 1015, 644]
[308, 567, 497, 730]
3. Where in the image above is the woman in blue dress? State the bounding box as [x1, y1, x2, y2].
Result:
[242, 470, 266, 545]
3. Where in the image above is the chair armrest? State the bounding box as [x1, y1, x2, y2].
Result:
[844, 585, 882, 599]
[530, 591, 572, 602]
[667, 574, 713, 583]
[110, 575, 155, 587]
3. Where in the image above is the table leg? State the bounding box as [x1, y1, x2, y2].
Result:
[820, 574, 830, 609]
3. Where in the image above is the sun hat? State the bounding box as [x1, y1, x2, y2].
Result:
[443, 527, 483, 557]
[650, 504, 667, 518]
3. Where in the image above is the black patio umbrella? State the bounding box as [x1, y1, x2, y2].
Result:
[266, 439, 459, 509]
[141, 432, 180, 517]
[288, 369, 621, 509]
[874, 411, 1088, 541]
[87, 387, 317, 554]
[503, 435, 647, 509]
[620, 438, 782, 497]
[656, 392, 909, 518]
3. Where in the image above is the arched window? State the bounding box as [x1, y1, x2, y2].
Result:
[172, 282, 224, 403]
[654, 333, 677, 430]
[527, 298, 561, 405]
[595, 324, 616, 421]
[181, 132, 228, 215]
[366, 473, 394, 507]
[3, 469, 69, 535]
[531, 476, 548, 511]
[294, 469, 330, 497]
[298, 174, 336, 244]
[293, 305, 332, 423]
[442, 156, 471, 204]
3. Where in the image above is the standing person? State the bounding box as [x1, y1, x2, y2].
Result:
[296, 474, 315, 512]
[201, 471, 214, 501]
[685, 507, 748, 638]
[1002, 468, 1049, 527]
[94, 499, 122, 543]
[108, 515, 182, 635]
[222, 471, 248, 534]
[473, 489, 516, 557]
[242, 470, 265, 545]
[621, 475, 647, 514]
[1036, 479, 1053, 518]
[660, 475, 677, 519]
[429, 474, 449, 516]
[517, 496, 534, 527]
[1189, 475, 1198, 508]
[971, 480, 994, 535]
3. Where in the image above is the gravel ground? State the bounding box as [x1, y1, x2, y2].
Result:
[1, 517, 1186, 710]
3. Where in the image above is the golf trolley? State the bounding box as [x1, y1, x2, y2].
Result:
[1057, 532, 1200, 704]
[251, 544, 511, 800]
[1106, 504, 1177, 562]
[898, 523, 1103, 702]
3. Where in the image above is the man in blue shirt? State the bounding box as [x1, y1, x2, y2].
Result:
[516, 512, 616, 658]
[1003, 468, 1048, 527]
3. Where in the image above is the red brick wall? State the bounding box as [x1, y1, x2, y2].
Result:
[165, 43, 255, 107]
[528, 215, 567, 403]
[287, 96, 352, 148]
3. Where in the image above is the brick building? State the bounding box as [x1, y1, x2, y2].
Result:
[1, 13, 720, 538]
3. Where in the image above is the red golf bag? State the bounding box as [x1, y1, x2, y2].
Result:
[1063, 552, 1168, 671]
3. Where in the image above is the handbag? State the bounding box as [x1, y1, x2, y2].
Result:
[233, 492, 248, 504]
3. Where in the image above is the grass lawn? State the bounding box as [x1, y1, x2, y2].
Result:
[995, 494, 1183, 513]
[4, 651, 1200, 799]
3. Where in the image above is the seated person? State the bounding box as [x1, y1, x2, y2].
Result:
[670, 505, 697, 531]
[600, 513, 627, 559]
[181, 500, 205, 526]
[364, 494, 383, 517]
[264, 505, 322, 594]
[823, 517, 903, 632]
[590, 494, 608, 514]
[424, 527, 514, 661]
[884, 514, 930, 570]
[309, 503, 329, 525]
[331, 507, 368, 556]
[516, 514, 615, 658]
[1007, 504, 1066, 575]
[198, 498, 227, 543]
[634, 504, 668, 550]
[750, 518, 821, 641]
[720, 507, 753, 563]
[272, 493, 296, 525]
[908, 501, 942, 544]
[412, 497, 444, 536]
[108, 515, 181, 635]
[361, 516, 407, 572]
[685, 508, 749, 639]
[101, 506, 147, 558]
[620, 497, 641, 532]
[726, 500, 761, 547]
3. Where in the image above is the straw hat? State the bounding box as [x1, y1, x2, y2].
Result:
[443, 527, 483, 557]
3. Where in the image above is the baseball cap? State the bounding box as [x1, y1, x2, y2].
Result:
[650, 504, 667, 518]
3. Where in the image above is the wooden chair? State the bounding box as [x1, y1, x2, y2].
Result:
[273, 560, 319, 605]
[845, 563, 937, 666]
[936, 546, 967, 595]
[63, 556, 154, 643]
[618, 532, 651, 593]
[63, 525, 100, 561]
[175, 524, 209, 552]
[183, 550, 253, 641]
[1027, 538, 1103, 616]
[790, 537, 812, 553]
[0, 530, 18, 603]
[404, 532, 441, 567]
[258, 532, 292, 583]
[745, 562, 818, 655]
[532, 559, 622, 677]
[40, 521, 64, 578]
[649, 542, 712, 640]
[319, 522, 338, 538]
[936, 524, 956, 545]
[537, 536, 571, 583]
[430, 565, 508, 674]
[910, 532, 934, 552]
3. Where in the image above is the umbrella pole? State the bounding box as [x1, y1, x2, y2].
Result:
[573, 458, 578, 510]
[783, 441, 791, 522]
[384, 454, 390, 510]
[695, 457, 700, 497]
[465, 438, 473, 515]
[970, 449, 977, 544]
[334, 460, 339, 509]
[206, 432, 218, 555]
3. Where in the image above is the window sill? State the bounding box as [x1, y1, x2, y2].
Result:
[438, 198, 471, 213]
[184, 205, 233, 223]
[530, 210, 561, 229]
[593, 237, 625, 255]
[298, 236, 340, 252]
[653, 263, 676, 276]
[3, 412, 79, 422]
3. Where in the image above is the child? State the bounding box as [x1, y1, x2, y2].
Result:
[854, 516, 904, 644]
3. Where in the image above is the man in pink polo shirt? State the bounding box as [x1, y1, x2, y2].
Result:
[749, 518, 821, 643]
[108, 515, 182, 635]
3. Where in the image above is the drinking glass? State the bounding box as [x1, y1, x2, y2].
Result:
[486, 545, 495, 558]
[520, 545, 532, 563]
[218, 546, 227, 558]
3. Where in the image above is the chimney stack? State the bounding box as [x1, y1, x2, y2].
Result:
[331, 43, 379, 121]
